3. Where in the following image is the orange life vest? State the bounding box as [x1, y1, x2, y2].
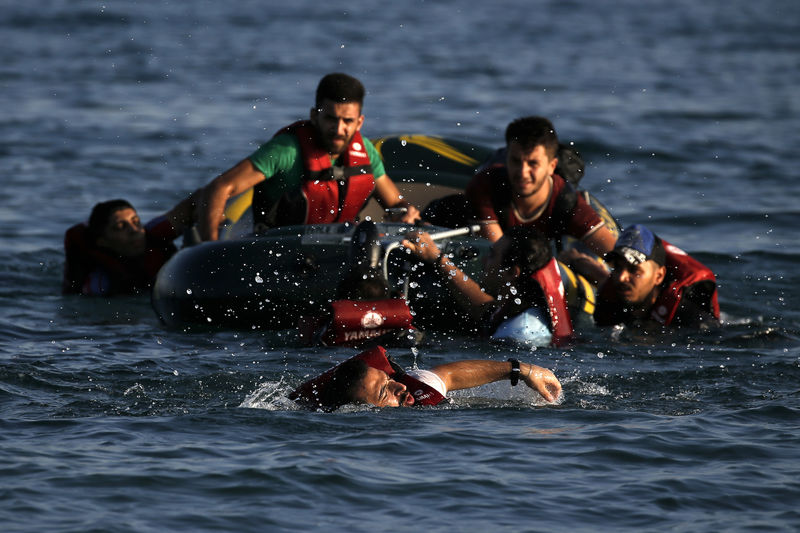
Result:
[595, 240, 719, 327]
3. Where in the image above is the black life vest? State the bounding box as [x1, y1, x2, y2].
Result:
[252, 120, 375, 228]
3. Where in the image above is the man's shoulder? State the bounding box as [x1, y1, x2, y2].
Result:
[548, 173, 580, 203]
[405, 368, 447, 396]
[64, 222, 90, 248]
[360, 136, 386, 175]
[360, 135, 378, 160]
[260, 131, 302, 153]
[467, 165, 508, 194]
[248, 132, 303, 175]
[547, 174, 579, 210]
[360, 135, 376, 151]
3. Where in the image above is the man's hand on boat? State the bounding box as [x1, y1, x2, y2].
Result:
[400, 231, 441, 263]
[384, 202, 421, 224]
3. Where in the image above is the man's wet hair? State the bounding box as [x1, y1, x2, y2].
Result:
[320, 358, 369, 410]
[499, 226, 554, 317]
[505, 116, 559, 160]
[336, 265, 390, 300]
[88, 199, 135, 240]
[316, 73, 365, 109]
[503, 225, 553, 275]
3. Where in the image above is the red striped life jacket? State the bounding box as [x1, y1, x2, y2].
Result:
[650, 241, 720, 325]
[530, 257, 575, 346]
[253, 120, 375, 227]
[595, 240, 719, 327]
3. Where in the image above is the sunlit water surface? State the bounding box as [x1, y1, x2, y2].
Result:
[2, 1, 799, 531]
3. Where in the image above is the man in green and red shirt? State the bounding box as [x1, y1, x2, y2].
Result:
[197, 73, 420, 240]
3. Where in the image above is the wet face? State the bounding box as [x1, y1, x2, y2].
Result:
[351, 367, 414, 407]
[505, 141, 558, 199]
[609, 256, 666, 306]
[310, 99, 364, 156]
[96, 207, 146, 257]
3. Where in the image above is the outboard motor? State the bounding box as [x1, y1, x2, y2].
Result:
[349, 220, 382, 270]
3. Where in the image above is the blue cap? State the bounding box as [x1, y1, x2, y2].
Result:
[608, 224, 666, 266]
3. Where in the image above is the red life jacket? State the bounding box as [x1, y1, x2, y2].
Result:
[486, 258, 576, 346]
[289, 345, 446, 409]
[491, 258, 575, 346]
[298, 299, 415, 347]
[469, 166, 590, 240]
[531, 258, 575, 346]
[62, 221, 176, 295]
[254, 120, 375, 226]
[650, 241, 720, 325]
[595, 240, 719, 326]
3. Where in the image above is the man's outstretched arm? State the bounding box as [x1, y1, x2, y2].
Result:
[373, 174, 421, 223]
[198, 159, 266, 241]
[430, 359, 561, 403]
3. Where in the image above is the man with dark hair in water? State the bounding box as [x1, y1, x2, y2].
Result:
[62, 192, 199, 295]
[197, 72, 420, 240]
[593, 224, 720, 329]
[291, 346, 562, 410]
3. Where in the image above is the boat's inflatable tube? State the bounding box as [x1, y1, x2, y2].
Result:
[152, 222, 491, 331]
[152, 135, 613, 337]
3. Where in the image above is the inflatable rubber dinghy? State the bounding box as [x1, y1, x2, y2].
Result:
[151, 135, 615, 336]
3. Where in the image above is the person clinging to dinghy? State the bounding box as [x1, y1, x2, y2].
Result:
[62, 191, 200, 295]
[196, 73, 421, 241]
[592, 224, 720, 329]
[401, 225, 576, 346]
[289, 345, 562, 410]
[465, 116, 617, 284]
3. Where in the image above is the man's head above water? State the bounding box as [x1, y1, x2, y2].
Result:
[88, 199, 146, 257]
[320, 358, 414, 409]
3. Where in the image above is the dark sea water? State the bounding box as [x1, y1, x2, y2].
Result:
[2, 1, 800, 531]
